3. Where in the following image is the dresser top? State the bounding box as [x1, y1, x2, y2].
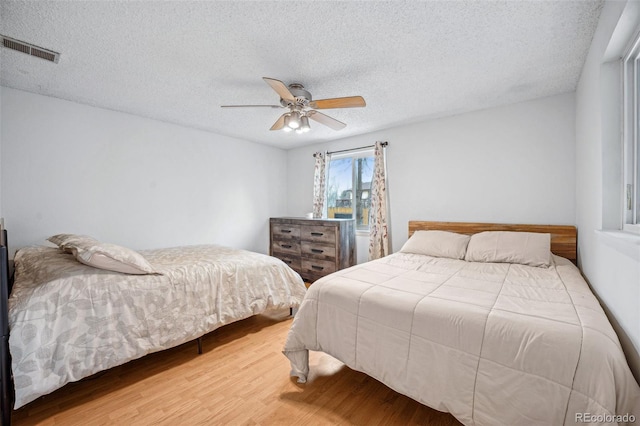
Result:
[270, 217, 355, 225]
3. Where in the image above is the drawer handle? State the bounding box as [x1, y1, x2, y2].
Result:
[311, 249, 324, 254]
[281, 244, 293, 249]
[311, 265, 324, 271]
[311, 232, 324, 237]
[283, 259, 292, 264]
[280, 229, 292, 234]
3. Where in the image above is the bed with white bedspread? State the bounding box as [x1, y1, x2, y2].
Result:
[283, 222, 640, 426]
[9, 243, 306, 408]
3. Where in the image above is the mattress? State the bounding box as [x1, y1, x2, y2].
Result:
[284, 252, 640, 425]
[10, 244, 306, 408]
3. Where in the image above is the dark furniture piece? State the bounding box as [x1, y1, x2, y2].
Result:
[270, 217, 356, 283]
[1, 230, 13, 426]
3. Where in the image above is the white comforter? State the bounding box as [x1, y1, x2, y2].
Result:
[284, 253, 640, 425]
[10, 244, 306, 408]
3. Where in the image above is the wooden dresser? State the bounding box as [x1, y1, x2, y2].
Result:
[269, 217, 356, 283]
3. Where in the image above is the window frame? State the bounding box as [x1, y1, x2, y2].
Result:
[325, 148, 375, 232]
[622, 30, 640, 234]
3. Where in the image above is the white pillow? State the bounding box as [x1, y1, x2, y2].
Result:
[47, 233, 99, 252]
[400, 230, 471, 260]
[464, 231, 551, 267]
[49, 234, 157, 274]
[73, 242, 157, 275]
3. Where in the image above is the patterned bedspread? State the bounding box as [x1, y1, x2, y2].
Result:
[10, 244, 306, 408]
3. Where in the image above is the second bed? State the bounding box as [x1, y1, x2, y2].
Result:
[9, 238, 306, 409]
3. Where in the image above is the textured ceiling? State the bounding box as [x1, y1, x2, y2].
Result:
[0, 1, 602, 149]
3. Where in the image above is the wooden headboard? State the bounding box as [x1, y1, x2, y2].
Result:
[408, 221, 577, 262]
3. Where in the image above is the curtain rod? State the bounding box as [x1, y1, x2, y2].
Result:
[313, 141, 388, 157]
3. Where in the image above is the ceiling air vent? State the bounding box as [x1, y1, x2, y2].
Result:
[1, 35, 60, 63]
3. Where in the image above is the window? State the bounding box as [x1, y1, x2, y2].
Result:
[326, 151, 374, 231]
[623, 31, 640, 233]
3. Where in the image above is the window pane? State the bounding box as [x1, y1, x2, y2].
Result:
[355, 157, 374, 229]
[623, 40, 640, 227]
[326, 153, 375, 230]
[327, 157, 354, 220]
[635, 56, 640, 224]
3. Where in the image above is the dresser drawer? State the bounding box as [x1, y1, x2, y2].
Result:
[272, 253, 301, 272]
[301, 241, 336, 260]
[301, 259, 337, 276]
[271, 224, 300, 240]
[299, 271, 326, 284]
[271, 240, 300, 255]
[301, 225, 336, 244]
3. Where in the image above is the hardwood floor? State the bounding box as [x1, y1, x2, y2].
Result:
[12, 310, 462, 425]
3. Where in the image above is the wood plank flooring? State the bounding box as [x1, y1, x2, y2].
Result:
[11, 310, 461, 425]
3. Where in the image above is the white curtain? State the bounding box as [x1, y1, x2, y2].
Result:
[368, 141, 390, 260]
[312, 152, 327, 218]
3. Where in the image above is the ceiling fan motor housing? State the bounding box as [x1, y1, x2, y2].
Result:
[280, 83, 312, 108]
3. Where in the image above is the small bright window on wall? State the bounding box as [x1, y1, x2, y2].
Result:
[326, 150, 374, 231]
[623, 30, 640, 233]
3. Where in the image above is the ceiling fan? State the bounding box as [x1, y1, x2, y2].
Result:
[221, 77, 366, 133]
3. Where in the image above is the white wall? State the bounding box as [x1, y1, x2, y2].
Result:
[575, 0, 640, 380]
[287, 92, 576, 261]
[0, 87, 288, 254]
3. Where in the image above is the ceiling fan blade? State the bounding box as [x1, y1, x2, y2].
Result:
[309, 96, 366, 109]
[221, 104, 282, 108]
[263, 77, 295, 103]
[308, 111, 346, 130]
[270, 113, 287, 131]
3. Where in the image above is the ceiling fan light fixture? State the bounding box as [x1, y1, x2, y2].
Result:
[300, 115, 311, 133]
[288, 111, 301, 129]
[283, 114, 292, 132]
